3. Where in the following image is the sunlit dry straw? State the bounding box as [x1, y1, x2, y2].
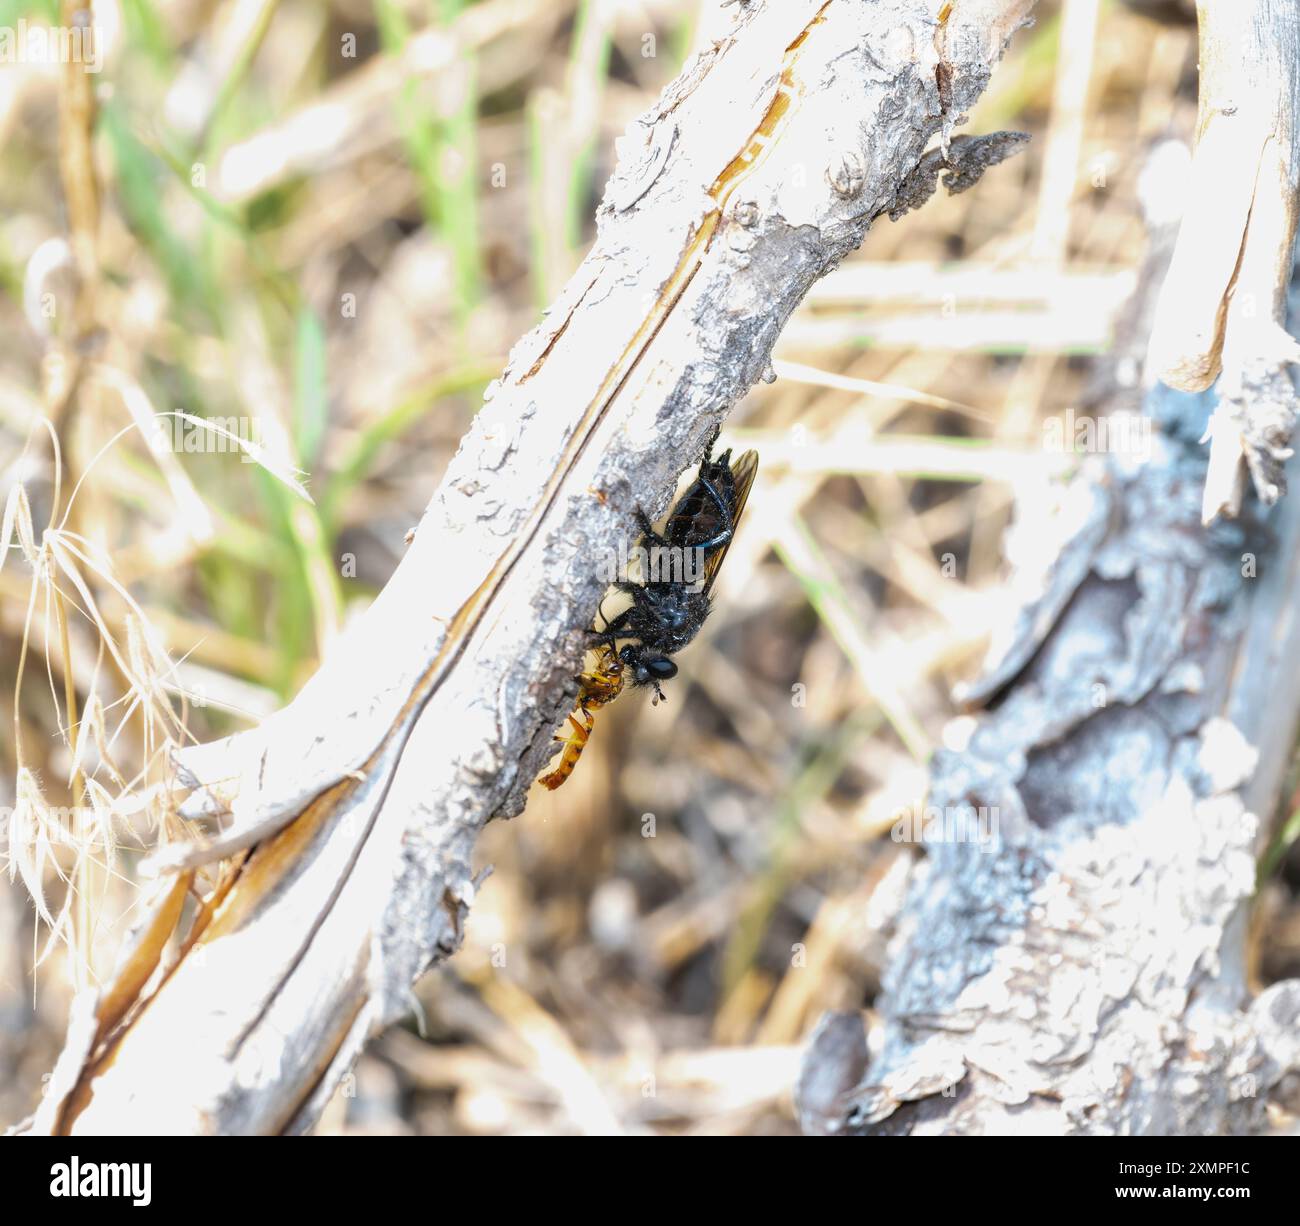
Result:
[0, 407, 313, 980]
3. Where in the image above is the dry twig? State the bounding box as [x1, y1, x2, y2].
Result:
[29, 0, 1037, 1135]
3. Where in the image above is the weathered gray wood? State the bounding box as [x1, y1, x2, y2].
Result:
[798, 159, 1300, 1138]
[31, 0, 1037, 1135]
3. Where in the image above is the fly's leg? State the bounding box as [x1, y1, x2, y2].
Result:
[635, 506, 668, 549]
[590, 605, 635, 649]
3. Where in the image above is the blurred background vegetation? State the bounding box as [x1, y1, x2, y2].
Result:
[0, 0, 1297, 1134]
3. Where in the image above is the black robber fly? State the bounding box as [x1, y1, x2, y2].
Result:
[594, 430, 759, 703]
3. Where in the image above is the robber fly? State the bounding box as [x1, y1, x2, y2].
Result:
[595, 430, 759, 703]
[539, 645, 625, 790]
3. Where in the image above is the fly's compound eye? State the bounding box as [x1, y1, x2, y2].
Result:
[647, 657, 677, 680]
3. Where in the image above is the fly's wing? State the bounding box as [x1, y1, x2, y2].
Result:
[663, 447, 732, 546]
[701, 449, 758, 595]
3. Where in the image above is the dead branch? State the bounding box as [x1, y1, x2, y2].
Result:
[797, 149, 1300, 1137]
[1145, 0, 1300, 521]
[29, 0, 1036, 1135]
